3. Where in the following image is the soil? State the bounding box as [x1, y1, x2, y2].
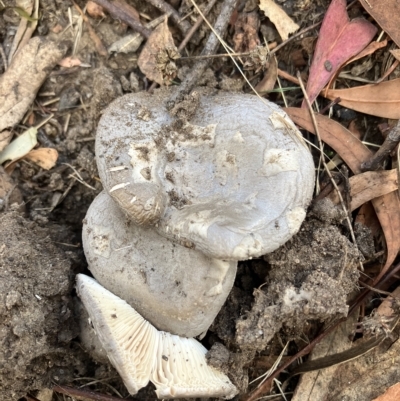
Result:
[0, 0, 387, 400]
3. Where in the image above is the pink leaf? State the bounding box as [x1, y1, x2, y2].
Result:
[304, 0, 377, 105]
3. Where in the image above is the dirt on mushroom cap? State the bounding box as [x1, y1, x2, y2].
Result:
[96, 89, 315, 260]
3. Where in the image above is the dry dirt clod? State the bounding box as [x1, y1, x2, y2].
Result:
[0, 211, 82, 400]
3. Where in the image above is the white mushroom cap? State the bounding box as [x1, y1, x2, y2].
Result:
[82, 191, 237, 337]
[96, 90, 315, 260]
[76, 274, 238, 399]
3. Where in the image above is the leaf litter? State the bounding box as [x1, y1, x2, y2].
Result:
[2, 0, 400, 400]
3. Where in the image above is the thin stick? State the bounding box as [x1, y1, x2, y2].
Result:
[178, 0, 219, 51]
[361, 119, 400, 171]
[147, 0, 190, 34]
[53, 384, 135, 401]
[243, 317, 347, 401]
[296, 71, 359, 252]
[93, 0, 152, 38]
[167, 0, 238, 107]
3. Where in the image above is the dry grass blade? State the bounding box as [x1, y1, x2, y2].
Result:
[285, 107, 400, 273]
[324, 78, 400, 119]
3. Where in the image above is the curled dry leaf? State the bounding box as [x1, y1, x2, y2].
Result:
[360, 0, 400, 48]
[0, 127, 37, 165]
[304, 0, 377, 105]
[328, 169, 398, 211]
[0, 37, 68, 131]
[255, 55, 277, 94]
[285, 107, 400, 271]
[324, 78, 400, 119]
[258, 0, 299, 41]
[138, 17, 179, 85]
[24, 148, 58, 170]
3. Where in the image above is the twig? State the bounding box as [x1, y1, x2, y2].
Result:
[296, 71, 359, 254]
[0, 43, 7, 71]
[178, 0, 218, 51]
[147, 0, 191, 34]
[361, 119, 400, 171]
[92, 0, 151, 38]
[167, 0, 238, 108]
[243, 317, 347, 401]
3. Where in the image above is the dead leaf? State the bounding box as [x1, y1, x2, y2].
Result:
[285, 107, 400, 271]
[346, 39, 388, 66]
[292, 313, 358, 401]
[86, 0, 105, 18]
[328, 169, 398, 211]
[360, 0, 400, 48]
[0, 131, 13, 153]
[73, 1, 108, 57]
[58, 57, 85, 68]
[8, 0, 39, 63]
[259, 0, 299, 41]
[0, 127, 37, 164]
[324, 78, 400, 119]
[24, 148, 58, 170]
[233, 11, 260, 53]
[138, 17, 179, 85]
[255, 56, 277, 94]
[356, 202, 381, 237]
[304, 0, 377, 105]
[373, 382, 400, 401]
[113, 0, 140, 22]
[0, 37, 68, 131]
[108, 14, 165, 54]
[390, 49, 400, 62]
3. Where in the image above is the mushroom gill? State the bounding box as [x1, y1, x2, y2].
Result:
[76, 274, 238, 399]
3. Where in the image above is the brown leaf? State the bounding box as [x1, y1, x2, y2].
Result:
[259, 0, 299, 41]
[255, 56, 277, 94]
[285, 107, 400, 271]
[138, 17, 179, 85]
[24, 148, 58, 170]
[360, 0, 400, 48]
[389, 49, 400, 62]
[233, 11, 260, 53]
[355, 202, 381, 237]
[372, 382, 400, 401]
[324, 78, 400, 119]
[328, 169, 398, 211]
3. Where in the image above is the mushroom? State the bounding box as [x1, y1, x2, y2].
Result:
[82, 191, 237, 337]
[76, 274, 238, 399]
[96, 89, 315, 260]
